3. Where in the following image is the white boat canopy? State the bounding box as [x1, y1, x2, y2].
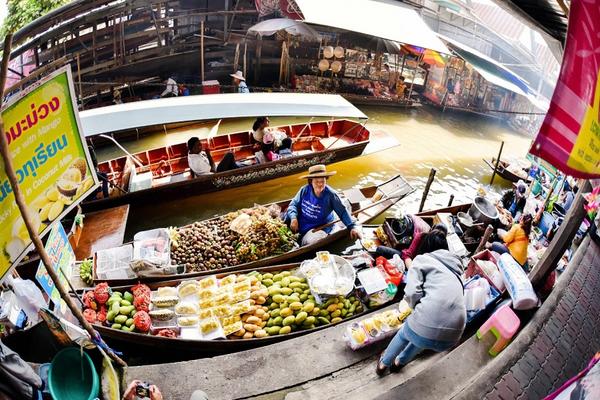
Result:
[80, 93, 368, 137]
[247, 18, 321, 41]
[294, 0, 450, 55]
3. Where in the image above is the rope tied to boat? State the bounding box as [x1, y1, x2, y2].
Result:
[92, 332, 124, 357]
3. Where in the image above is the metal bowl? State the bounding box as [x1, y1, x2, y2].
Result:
[468, 196, 499, 225]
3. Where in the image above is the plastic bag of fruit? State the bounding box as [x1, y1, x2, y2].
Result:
[344, 301, 412, 350]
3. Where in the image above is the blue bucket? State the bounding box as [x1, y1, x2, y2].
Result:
[539, 212, 555, 236]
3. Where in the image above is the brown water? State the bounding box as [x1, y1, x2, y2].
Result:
[95, 105, 533, 240]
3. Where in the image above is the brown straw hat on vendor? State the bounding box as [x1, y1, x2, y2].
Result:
[300, 164, 336, 179]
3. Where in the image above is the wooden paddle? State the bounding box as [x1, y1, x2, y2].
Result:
[309, 187, 408, 233]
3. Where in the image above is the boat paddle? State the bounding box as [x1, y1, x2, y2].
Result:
[309, 186, 408, 233]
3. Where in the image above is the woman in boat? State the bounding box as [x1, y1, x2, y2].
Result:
[377, 226, 466, 375]
[187, 137, 215, 176]
[374, 214, 431, 268]
[286, 165, 361, 246]
[486, 213, 532, 269]
[252, 117, 288, 148]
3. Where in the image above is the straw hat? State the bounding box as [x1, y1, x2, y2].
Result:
[230, 70, 246, 81]
[300, 164, 336, 179]
[513, 179, 527, 194]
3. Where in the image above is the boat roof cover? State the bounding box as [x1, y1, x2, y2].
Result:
[294, 0, 450, 54]
[80, 93, 367, 137]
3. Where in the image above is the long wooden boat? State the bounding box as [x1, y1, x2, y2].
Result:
[92, 175, 414, 285]
[83, 119, 371, 212]
[483, 158, 531, 184]
[85, 262, 388, 362]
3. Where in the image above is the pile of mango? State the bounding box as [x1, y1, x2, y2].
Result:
[232, 270, 364, 339]
[105, 291, 137, 331]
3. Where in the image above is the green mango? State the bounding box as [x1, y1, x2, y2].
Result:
[267, 326, 281, 335]
[113, 292, 123, 297]
[119, 299, 132, 307]
[262, 273, 273, 280]
[294, 312, 308, 324]
[262, 279, 273, 287]
[299, 294, 308, 302]
[123, 291, 134, 303]
[317, 317, 330, 325]
[280, 287, 293, 296]
[125, 318, 134, 327]
[111, 323, 122, 330]
[272, 316, 283, 326]
[270, 309, 280, 318]
[121, 325, 135, 332]
[106, 310, 117, 322]
[303, 316, 316, 326]
[114, 315, 128, 325]
[119, 305, 135, 315]
[282, 316, 295, 326]
[111, 302, 121, 314]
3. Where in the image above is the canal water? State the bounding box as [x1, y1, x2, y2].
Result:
[95, 105, 534, 240]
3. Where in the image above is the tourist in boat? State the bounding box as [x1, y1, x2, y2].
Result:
[161, 76, 178, 98]
[559, 184, 577, 213]
[277, 137, 294, 159]
[286, 165, 361, 246]
[231, 70, 249, 93]
[187, 137, 215, 176]
[374, 214, 431, 268]
[252, 117, 269, 144]
[377, 226, 466, 375]
[486, 213, 532, 269]
[254, 139, 278, 164]
[501, 179, 527, 219]
[216, 152, 240, 172]
[396, 76, 407, 99]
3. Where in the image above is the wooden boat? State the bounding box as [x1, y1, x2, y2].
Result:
[92, 175, 414, 285]
[84, 119, 371, 212]
[362, 203, 483, 255]
[483, 158, 531, 184]
[85, 262, 387, 362]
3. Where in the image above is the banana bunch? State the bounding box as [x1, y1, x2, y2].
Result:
[80, 258, 94, 286]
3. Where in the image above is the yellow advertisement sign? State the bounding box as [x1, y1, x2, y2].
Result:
[0, 66, 99, 281]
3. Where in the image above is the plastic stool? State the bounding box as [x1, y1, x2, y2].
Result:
[476, 304, 520, 356]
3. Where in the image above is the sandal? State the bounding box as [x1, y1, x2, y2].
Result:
[390, 358, 405, 373]
[376, 360, 388, 377]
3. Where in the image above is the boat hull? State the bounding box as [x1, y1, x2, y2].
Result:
[82, 141, 369, 213]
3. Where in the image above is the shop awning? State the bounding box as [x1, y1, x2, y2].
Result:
[294, 0, 450, 54]
[440, 36, 533, 97]
[80, 93, 368, 137]
[247, 18, 321, 41]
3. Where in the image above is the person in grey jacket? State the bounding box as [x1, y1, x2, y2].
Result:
[377, 225, 466, 375]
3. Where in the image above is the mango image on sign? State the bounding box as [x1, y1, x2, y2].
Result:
[6, 210, 42, 261]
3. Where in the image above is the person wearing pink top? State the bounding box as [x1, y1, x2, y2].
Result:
[375, 215, 431, 268]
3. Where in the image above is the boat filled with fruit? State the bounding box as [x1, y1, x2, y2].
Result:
[91, 175, 413, 285]
[81, 251, 404, 360]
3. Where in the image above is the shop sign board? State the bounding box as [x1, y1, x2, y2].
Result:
[35, 222, 73, 314]
[0, 66, 99, 282]
[530, 0, 600, 178]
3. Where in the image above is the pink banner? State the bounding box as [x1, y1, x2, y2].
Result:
[530, 0, 600, 178]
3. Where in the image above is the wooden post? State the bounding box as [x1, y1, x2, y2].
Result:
[529, 180, 591, 287]
[255, 36, 263, 84]
[448, 194, 454, 207]
[474, 225, 494, 255]
[0, 35, 126, 367]
[243, 42, 248, 79]
[490, 141, 504, 185]
[76, 54, 83, 110]
[233, 43, 240, 72]
[200, 19, 205, 83]
[418, 168, 437, 212]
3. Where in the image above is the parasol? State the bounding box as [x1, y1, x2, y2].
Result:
[247, 18, 321, 41]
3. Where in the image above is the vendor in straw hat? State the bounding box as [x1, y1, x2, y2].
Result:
[286, 165, 361, 246]
[230, 70, 250, 93]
